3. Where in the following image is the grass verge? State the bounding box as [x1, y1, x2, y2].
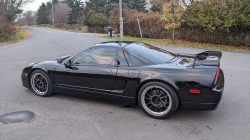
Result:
[0, 27, 30, 46]
[30, 25, 84, 33]
[102, 36, 250, 52]
[46, 26, 84, 33]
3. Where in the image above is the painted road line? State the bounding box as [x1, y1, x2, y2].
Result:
[31, 27, 60, 35]
[39, 29, 60, 35]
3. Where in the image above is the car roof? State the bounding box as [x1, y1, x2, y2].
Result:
[93, 41, 142, 48]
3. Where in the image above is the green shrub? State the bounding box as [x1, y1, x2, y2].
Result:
[82, 7, 109, 27]
[0, 14, 15, 41]
[93, 1, 250, 47]
[223, 0, 250, 30]
[181, 0, 250, 46]
[184, 0, 225, 32]
[28, 22, 37, 26]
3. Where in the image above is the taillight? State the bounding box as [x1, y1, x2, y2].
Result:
[214, 63, 220, 84]
[190, 89, 200, 94]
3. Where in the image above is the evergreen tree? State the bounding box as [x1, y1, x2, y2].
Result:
[67, 0, 84, 24]
[46, 0, 59, 23]
[126, 0, 148, 13]
[103, 0, 119, 17]
[86, 0, 148, 17]
[37, 3, 49, 25]
[82, 7, 109, 27]
[150, 0, 168, 13]
[86, 0, 107, 14]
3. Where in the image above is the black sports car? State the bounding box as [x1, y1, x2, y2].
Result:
[21, 41, 224, 119]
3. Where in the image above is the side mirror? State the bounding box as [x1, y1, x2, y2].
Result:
[64, 59, 71, 68]
[57, 55, 71, 63]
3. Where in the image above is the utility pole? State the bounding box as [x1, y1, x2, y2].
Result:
[51, 0, 54, 28]
[33, 11, 36, 23]
[119, 0, 123, 39]
[26, 14, 28, 26]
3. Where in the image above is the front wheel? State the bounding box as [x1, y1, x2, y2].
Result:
[138, 82, 179, 119]
[30, 70, 54, 97]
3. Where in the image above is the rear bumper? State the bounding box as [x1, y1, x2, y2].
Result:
[182, 102, 219, 110]
[181, 87, 223, 110]
[182, 69, 224, 110]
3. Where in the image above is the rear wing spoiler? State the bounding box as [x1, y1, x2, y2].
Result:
[194, 51, 222, 66]
[178, 51, 222, 66]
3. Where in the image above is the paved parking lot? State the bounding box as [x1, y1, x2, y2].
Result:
[0, 27, 249, 140]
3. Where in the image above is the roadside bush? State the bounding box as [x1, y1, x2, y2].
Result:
[55, 23, 84, 30]
[182, 0, 250, 46]
[109, 7, 171, 38]
[54, 23, 105, 33]
[107, 1, 250, 46]
[183, 0, 225, 32]
[0, 14, 15, 40]
[223, 0, 250, 30]
[175, 27, 250, 46]
[29, 22, 37, 26]
[82, 7, 109, 28]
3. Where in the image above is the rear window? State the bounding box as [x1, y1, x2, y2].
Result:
[123, 43, 176, 66]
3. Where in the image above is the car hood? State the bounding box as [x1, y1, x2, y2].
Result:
[38, 61, 59, 65]
[29, 61, 58, 66]
[27, 61, 60, 72]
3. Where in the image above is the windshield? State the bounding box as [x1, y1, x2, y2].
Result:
[123, 43, 176, 66]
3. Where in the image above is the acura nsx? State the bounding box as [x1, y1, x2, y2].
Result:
[21, 41, 224, 119]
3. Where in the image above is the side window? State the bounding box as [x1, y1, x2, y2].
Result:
[123, 44, 176, 66]
[124, 49, 153, 66]
[72, 46, 116, 65]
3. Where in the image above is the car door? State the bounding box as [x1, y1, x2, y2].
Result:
[54, 46, 117, 98]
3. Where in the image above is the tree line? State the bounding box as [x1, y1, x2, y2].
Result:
[35, 0, 148, 25]
[7, 0, 250, 46]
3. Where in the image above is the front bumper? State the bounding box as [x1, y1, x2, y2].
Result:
[21, 66, 33, 89]
[22, 77, 30, 89]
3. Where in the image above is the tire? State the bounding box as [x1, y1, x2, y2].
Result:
[30, 70, 54, 97]
[138, 82, 179, 119]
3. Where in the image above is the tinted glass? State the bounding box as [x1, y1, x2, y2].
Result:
[124, 43, 176, 66]
[72, 46, 116, 65]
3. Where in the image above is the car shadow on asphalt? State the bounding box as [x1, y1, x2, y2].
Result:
[24, 89, 217, 121]
[46, 92, 218, 121]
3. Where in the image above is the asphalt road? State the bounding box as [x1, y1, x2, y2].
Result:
[0, 27, 249, 140]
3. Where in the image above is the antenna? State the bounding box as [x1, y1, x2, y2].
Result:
[133, 0, 143, 41]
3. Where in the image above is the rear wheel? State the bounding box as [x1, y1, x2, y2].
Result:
[30, 70, 54, 97]
[138, 82, 178, 119]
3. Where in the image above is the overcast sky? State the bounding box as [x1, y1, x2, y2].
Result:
[23, 0, 51, 11]
[23, 0, 150, 11]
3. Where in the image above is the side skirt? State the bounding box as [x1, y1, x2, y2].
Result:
[53, 85, 136, 106]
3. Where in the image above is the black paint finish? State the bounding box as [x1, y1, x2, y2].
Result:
[21, 41, 224, 110]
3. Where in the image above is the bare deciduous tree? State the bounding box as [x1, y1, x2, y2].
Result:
[48, 2, 71, 24]
[15, 10, 37, 26]
[0, 0, 34, 22]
